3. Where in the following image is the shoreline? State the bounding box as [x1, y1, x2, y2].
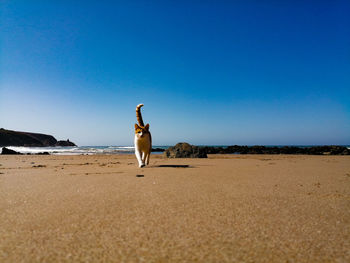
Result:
[2, 144, 350, 156]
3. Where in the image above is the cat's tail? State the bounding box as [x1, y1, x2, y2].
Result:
[136, 104, 145, 127]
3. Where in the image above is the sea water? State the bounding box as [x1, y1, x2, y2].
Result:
[2, 146, 168, 155]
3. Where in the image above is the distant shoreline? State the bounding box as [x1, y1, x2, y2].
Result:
[1, 145, 349, 155]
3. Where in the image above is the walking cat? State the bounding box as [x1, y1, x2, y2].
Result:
[134, 104, 152, 167]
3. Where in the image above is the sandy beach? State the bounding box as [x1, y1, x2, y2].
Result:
[0, 154, 349, 262]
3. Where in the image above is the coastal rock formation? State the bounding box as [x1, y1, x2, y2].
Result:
[164, 143, 207, 158]
[199, 145, 350, 155]
[1, 147, 22, 155]
[1, 147, 50, 155]
[0, 128, 57, 147]
[55, 139, 76, 147]
[163, 145, 349, 156]
[0, 128, 76, 147]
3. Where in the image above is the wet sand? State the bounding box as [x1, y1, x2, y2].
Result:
[0, 154, 349, 262]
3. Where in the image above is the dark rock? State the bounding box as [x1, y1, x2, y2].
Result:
[164, 143, 207, 158]
[329, 145, 350, 155]
[198, 145, 350, 155]
[151, 148, 165, 152]
[37, 152, 50, 155]
[1, 147, 22, 155]
[55, 139, 76, 146]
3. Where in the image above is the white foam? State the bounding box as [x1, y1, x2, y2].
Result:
[2, 146, 135, 155]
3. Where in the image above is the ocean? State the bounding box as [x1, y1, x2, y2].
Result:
[2, 146, 168, 155]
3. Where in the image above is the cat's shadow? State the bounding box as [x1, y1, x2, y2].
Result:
[152, 164, 192, 168]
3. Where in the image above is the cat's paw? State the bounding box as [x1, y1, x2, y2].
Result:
[140, 164, 145, 168]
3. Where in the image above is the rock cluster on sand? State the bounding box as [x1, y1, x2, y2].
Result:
[163, 144, 350, 156]
[200, 145, 350, 155]
[164, 142, 207, 158]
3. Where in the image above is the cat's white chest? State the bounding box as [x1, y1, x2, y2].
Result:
[134, 134, 151, 151]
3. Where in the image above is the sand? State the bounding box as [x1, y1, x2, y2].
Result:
[0, 154, 349, 262]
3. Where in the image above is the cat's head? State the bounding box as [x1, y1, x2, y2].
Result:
[135, 123, 150, 138]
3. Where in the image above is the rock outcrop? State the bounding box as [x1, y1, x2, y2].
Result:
[200, 145, 350, 155]
[164, 143, 207, 158]
[1, 147, 22, 155]
[55, 139, 76, 147]
[163, 144, 349, 156]
[0, 128, 76, 147]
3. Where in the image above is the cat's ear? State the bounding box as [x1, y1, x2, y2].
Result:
[144, 124, 150, 130]
[135, 124, 139, 129]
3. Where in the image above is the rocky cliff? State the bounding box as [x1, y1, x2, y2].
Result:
[0, 128, 76, 147]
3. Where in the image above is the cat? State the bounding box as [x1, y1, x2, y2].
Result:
[134, 104, 152, 168]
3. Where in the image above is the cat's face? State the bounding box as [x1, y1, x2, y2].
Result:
[135, 124, 150, 138]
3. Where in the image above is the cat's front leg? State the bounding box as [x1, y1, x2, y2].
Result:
[145, 153, 150, 165]
[141, 152, 146, 164]
[135, 149, 144, 168]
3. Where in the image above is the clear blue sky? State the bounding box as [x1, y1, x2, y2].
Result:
[1, 1, 349, 146]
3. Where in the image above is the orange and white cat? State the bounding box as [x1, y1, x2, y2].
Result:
[134, 104, 152, 168]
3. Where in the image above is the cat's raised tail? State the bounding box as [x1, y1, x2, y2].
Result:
[136, 104, 145, 127]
